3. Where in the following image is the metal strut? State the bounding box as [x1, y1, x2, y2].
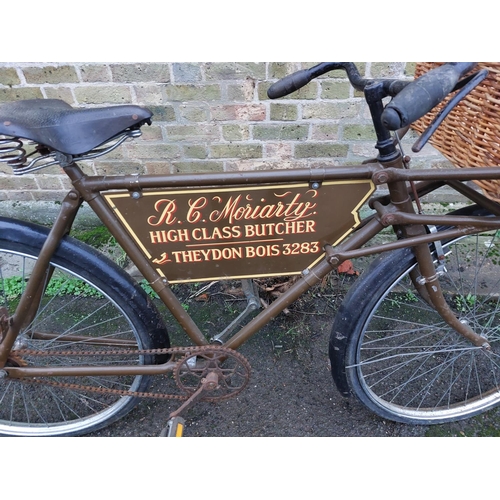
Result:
[210, 279, 260, 344]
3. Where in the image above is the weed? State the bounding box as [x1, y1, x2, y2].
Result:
[1, 276, 24, 300]
[1, 275, 102, 300]
[454, 293, 476, 312]
[387, 289, 419, 309]
[139, 280, 159, 299]
[405, 290, 418, 302]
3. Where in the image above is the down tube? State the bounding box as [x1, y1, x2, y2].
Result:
[224, 217, 385, 350]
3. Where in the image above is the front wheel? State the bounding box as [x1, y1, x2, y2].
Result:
[329, 206, 500, 424]
[0, 218, 170, 436]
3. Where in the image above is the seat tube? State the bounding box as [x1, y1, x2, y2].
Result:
[0, 191, 83, 367]
[65, 163, 209, 347]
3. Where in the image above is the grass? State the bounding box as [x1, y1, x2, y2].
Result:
[425, 408, 500, 437]
[71, 225, 128, 266]
[70, 225, 114, 248]
[1, 275, 103, 300]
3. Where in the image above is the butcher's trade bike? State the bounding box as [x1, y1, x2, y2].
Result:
[1, 62, 500, 437]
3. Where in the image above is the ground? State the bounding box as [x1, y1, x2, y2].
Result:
[85, 272, 500, 438]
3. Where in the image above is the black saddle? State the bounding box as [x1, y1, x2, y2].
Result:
[0, 99, 152, 155]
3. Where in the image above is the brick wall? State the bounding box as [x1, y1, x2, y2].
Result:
[0, 62, 451, 203]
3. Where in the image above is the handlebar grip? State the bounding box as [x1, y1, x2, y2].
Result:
[267, 69, 313, 99]
[381, 62, 477, 130]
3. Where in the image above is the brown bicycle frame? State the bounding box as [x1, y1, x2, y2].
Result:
[4, 156, 500, 378]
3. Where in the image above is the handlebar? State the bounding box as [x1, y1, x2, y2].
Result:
[381, 62, 477, 130]
[267, 63, 369, 99]
[267, 62, 481, 153]
[267, 68, 315, 99]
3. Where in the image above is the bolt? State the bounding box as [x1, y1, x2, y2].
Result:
[202, 372, 219, 391]
[310, 182, 320, 190]
[327, 256, 340, 267]
[131, 191, 141, 199]
[374, 172, 390, 184]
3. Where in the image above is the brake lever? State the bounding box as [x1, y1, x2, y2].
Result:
[412, 69, 489, 152]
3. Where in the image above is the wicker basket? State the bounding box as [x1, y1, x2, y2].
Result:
[411, 62, 500, 202]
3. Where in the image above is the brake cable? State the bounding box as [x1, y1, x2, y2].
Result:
[412, 69, 489, 152]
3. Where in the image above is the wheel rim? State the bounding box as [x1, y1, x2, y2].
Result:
[0, 248, 146, 436]
[350, 231, 500, 423]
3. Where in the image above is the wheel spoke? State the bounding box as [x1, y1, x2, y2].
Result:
[333, 211, 500, 424]
[0, 232, 165, 436]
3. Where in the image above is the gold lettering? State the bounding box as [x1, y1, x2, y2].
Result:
[176, 229, 190, 242]
[192, 228, 203, 240]
[152, 252, 171, 264]
[147, 199, 177, 226]
[275, 223, 285, 235]
[245, 244, 281, 258]
[150, 229, 190, 244]
[150, 230, 165, 244]
[209, 195, 242, 224]
[245, 225, 255, 238]
[208, 192, 317, 225]
[306, 220, 315, 232]
[171, 247, 244, 263]
[193, 225, 242, 241]
[187, 197, 208, 223]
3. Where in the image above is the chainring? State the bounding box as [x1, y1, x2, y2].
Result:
[174, 345, 251, 402]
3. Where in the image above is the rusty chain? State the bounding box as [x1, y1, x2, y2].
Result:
[8, 344, 251, 402]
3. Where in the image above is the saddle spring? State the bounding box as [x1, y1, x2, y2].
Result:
[0, 136, 27, 169]
[1, 128, 143, 175]
[0, 135, 55, 174]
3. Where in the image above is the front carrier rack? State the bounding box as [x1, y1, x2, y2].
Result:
[0, 128, 143, 175]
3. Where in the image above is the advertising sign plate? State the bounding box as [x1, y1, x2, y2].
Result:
[104, 180, 374, 283]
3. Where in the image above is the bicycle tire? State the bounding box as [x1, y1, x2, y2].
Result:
[0, 217, 170, 436]
[329, 205, 500, 424]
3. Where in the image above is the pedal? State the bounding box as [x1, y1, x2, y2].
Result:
[159, 416, 186, 437]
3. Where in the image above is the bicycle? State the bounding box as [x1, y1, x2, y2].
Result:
[1, 61, 500, 437]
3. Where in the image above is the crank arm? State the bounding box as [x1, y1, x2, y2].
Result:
[169, 371, 219, 419]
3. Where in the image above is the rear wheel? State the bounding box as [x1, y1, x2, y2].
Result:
[0, 218, 170, 436]
[329, 207, 500, 424]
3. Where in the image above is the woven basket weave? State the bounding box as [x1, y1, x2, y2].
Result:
[411, 62, 500, 202]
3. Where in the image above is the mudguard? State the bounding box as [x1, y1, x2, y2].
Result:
[0, 216, 170, 359]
